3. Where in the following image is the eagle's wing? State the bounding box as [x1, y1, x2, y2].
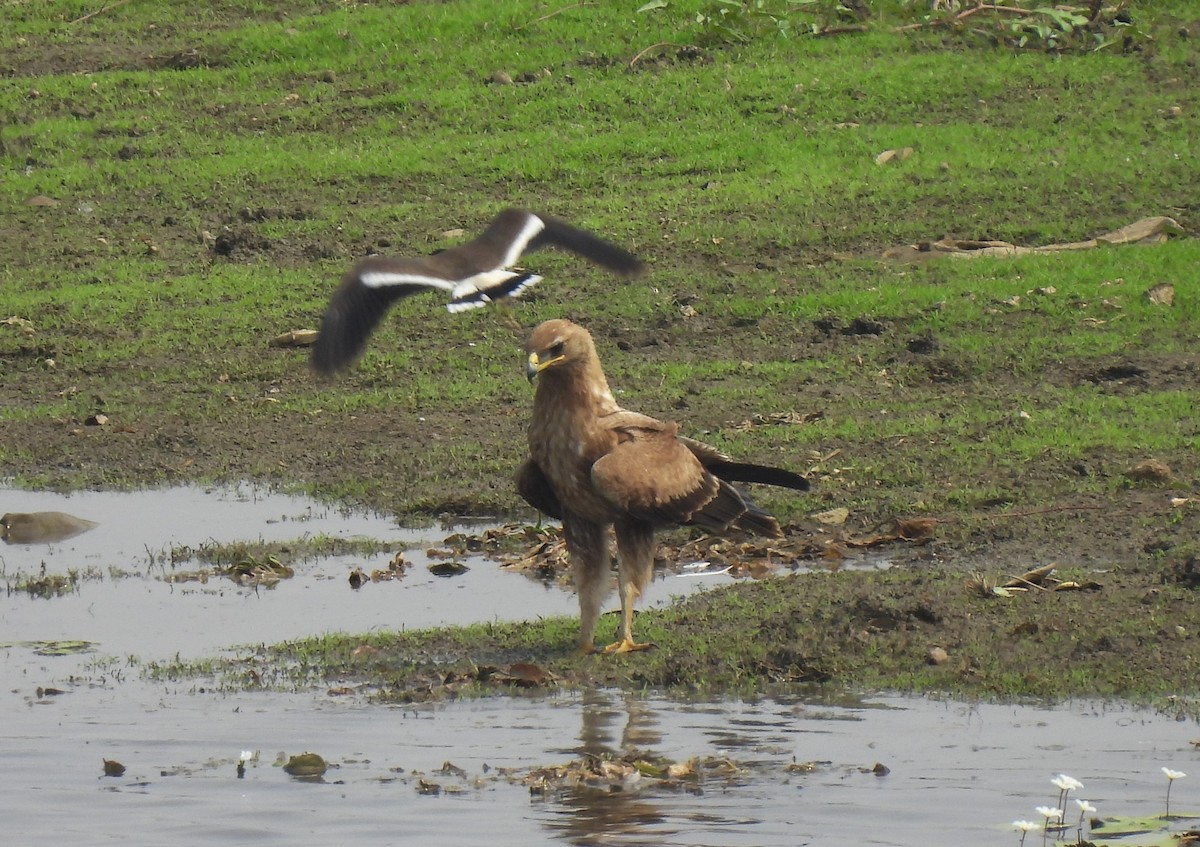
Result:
[589, 421, 720, 526]
[515, 458, 564, 520]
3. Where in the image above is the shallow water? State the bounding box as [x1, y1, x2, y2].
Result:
[0, 483, 721, 658]
[1, 484, 1197, 846]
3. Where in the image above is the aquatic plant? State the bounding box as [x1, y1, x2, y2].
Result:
[1052, 773, 1083, 815]
[1162, 767, 1186, 819]
[1074, 798, 1096, 842]
[1012, 819, 1039, 847]
[1034, 806, 1062, 846]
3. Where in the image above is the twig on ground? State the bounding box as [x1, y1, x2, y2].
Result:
[894, 3, 1046, 32]
[629, 42, 690, 68]
[516, 2, 597, 31]
[70, 0, 131, 24]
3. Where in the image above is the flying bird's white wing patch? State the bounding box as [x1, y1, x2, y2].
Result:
[447, 271, 542, 313]
[499, 213, 546, 269]
[357, 271, 456, 291]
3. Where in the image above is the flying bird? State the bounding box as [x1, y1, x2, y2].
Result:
[311, 208, 644, 375]
[517, 319, 810, 654]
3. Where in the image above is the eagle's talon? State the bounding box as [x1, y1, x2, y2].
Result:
[601, 639, 656, 654]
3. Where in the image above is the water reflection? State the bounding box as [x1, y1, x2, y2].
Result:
[542, 691, 771, 846]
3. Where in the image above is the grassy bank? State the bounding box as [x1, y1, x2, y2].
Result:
[4, 1, 1199, 699]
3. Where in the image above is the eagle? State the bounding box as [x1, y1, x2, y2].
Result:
[518, 319, 810, 654]
[311, 208, 645, 375]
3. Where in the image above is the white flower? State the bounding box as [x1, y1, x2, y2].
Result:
[1053, 774, 1084, 791]
[1012, 820, 1040, 832]
[1036, 806, 1063, 821]
[1163, 767, 1187, 781]
[1075, 799, 1097, 814]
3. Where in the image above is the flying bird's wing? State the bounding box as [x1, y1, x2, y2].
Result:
[312, 209, 644, 374]
[529, 213, 646, 277]
[311, 256, 453, 376]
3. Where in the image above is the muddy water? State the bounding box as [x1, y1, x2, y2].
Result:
[2, 485, 1197, 845]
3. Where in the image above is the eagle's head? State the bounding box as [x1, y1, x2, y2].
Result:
[524, 319, 596, 384]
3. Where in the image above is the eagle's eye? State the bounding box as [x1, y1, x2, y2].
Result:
[549, 341, 565, 357]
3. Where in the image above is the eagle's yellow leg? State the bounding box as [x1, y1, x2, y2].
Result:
[600, 574, 655, 654]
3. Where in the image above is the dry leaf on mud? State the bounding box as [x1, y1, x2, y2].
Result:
[2, 315, 35, 335]
[875, 146, 914, 165]
[1003, 563, 1057, 588]
[845, 517, 937, 548]
[501, 662, 556, 688]
[896, 518, 937, 541]
[812, 507, 849, 526]
[268, 329, 320, 347]
[1145, 283, 1175, 306]
[883, 216, 1183, 263]
[1125, 458, 1172, 484]
[1052, 580, 1102, 592]
[732, 410, 823, 431]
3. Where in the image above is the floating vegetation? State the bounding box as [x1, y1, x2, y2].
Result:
[219, 554, 295, 586]
[349, 552, 409, 588]
[3, 565, 102, 599]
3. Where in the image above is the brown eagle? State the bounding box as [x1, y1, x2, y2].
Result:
[518, 319, 810, 654]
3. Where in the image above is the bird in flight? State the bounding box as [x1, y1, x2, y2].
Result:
[311, 208, 645, 375]
[517, 319, 810, 654]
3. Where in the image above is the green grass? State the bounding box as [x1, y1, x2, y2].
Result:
[2, 1, 1199, 697]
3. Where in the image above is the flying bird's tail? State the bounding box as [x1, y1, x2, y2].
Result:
[535, 214, 646, 278]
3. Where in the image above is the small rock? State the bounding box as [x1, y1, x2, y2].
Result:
[927, 646, 949, 665]
[490, 70, 513, 85]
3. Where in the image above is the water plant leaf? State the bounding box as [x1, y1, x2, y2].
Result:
[31, 640, 96, 656]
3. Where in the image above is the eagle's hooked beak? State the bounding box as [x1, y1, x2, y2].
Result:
[526, 351, 565, 383]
